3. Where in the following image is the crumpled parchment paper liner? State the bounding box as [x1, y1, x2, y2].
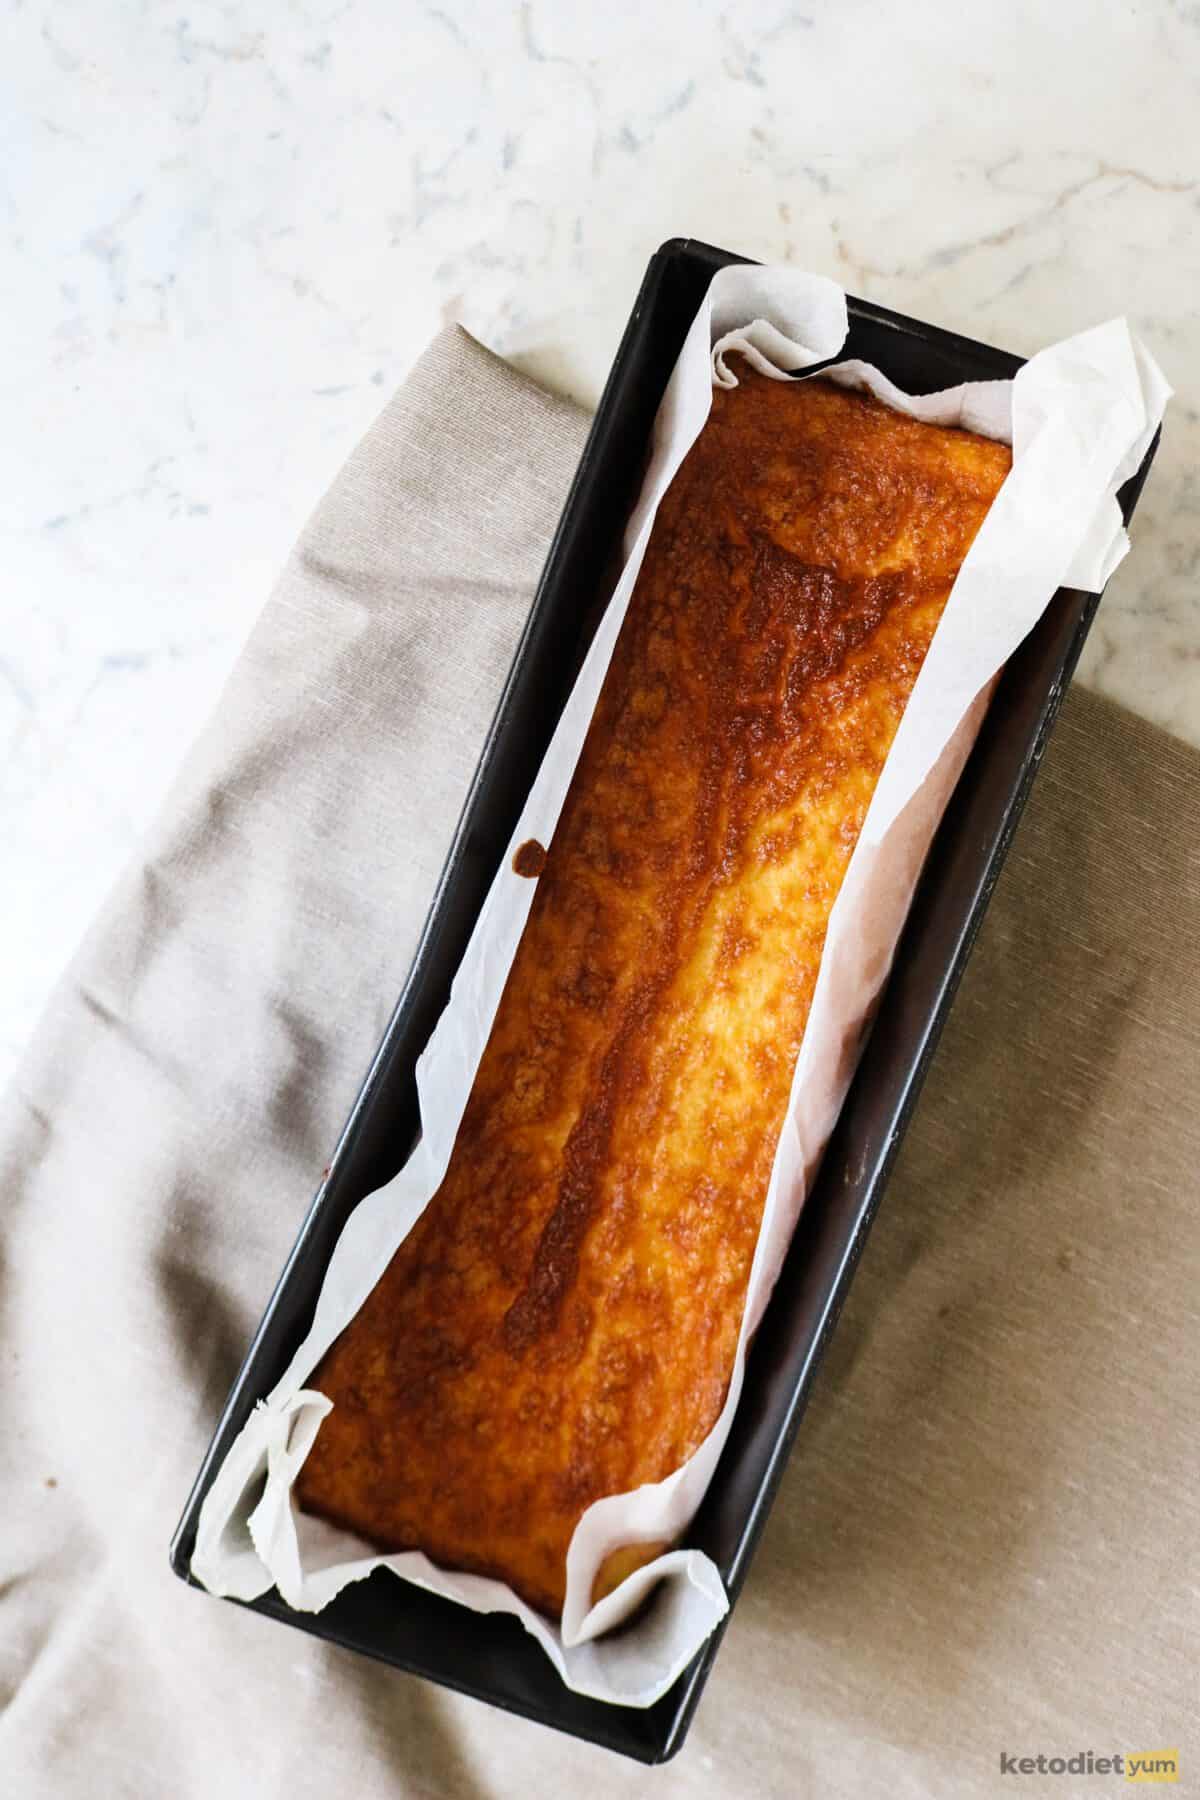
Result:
[191, 265, 1169, 1706]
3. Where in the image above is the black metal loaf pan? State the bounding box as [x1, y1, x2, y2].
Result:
[171, 238, 1160, 1763]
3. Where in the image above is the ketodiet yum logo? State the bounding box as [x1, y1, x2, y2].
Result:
[999, 1749, 1179, 1782]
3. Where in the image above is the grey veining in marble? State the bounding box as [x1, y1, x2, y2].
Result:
[2, 1, 1197, 1087]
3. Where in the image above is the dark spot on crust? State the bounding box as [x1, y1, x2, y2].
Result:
[512, 838, 548, 878]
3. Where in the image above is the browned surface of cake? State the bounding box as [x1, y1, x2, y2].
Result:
[294, 366, 1012, 1616]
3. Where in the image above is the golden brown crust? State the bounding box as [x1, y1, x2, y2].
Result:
[295, 367, 1012, 1617]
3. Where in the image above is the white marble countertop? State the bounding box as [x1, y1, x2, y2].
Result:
[3, 3, 1197, 1088]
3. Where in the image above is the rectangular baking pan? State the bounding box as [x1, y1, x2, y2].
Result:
[171, 237, 1160, 1763]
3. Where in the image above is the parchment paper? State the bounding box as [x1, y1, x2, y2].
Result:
[191, 266, 1169, 1706]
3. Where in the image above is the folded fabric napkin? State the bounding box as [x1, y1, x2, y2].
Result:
[2, 325, 1196, 1800]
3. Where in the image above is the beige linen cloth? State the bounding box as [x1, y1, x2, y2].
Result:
[2, 326, 1197, 1799]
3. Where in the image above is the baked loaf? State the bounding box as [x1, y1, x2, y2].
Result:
[294, 366, 1012, 1616]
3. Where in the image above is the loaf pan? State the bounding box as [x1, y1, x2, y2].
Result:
[171, 237, 1160, 1763]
